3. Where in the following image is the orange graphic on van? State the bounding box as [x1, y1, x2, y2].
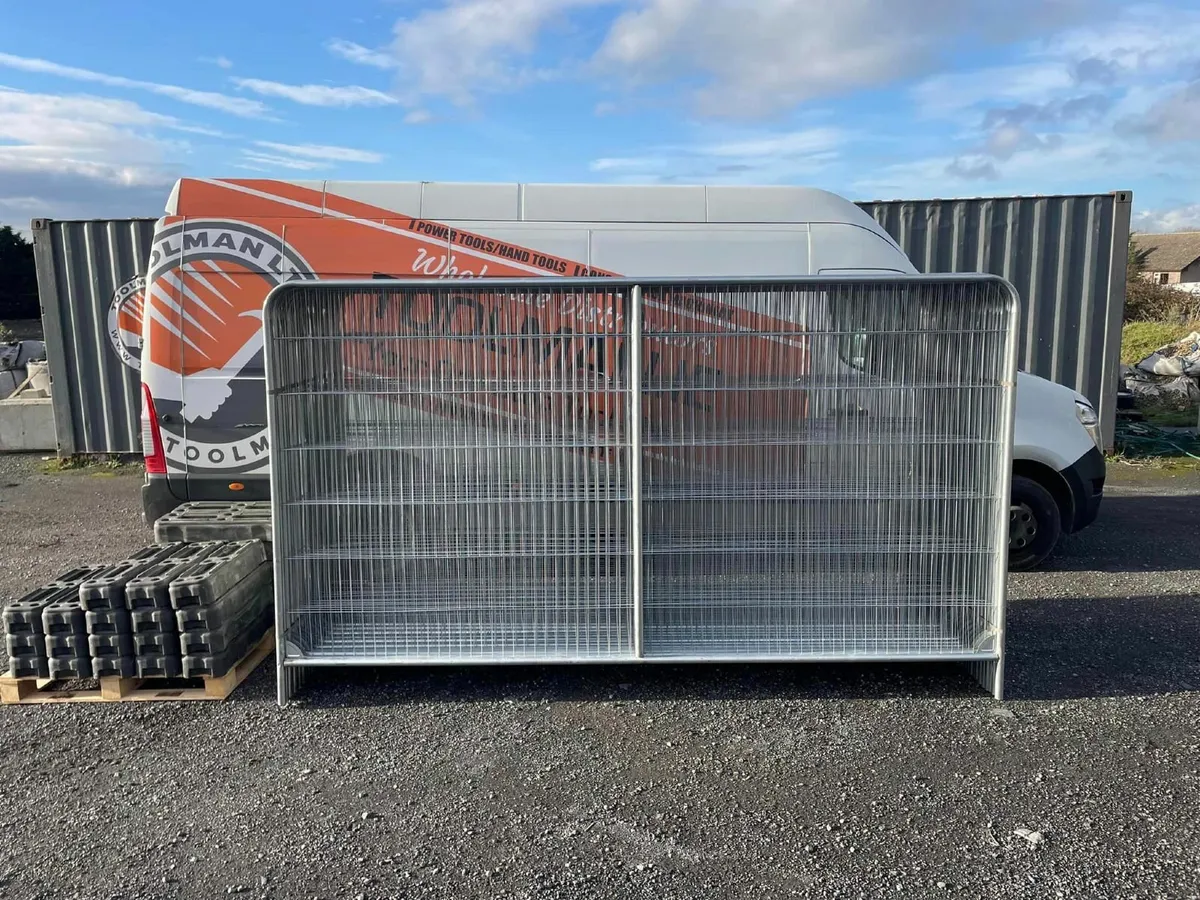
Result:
[142, 179, 809, 475]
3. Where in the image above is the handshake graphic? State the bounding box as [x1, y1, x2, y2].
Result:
[146, 267, 267, 423]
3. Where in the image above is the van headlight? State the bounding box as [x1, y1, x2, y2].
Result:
[1075, 399, 1102, 450]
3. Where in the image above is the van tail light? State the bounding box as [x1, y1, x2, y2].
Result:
[141, 383, 167, 475]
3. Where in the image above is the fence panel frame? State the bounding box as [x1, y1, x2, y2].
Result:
[266, 275, 1019, 703]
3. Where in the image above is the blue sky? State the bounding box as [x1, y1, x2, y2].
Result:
[2, 0, 1199, 231]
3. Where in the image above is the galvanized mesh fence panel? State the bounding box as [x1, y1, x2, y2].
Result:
[266, 277, 1016, 702]
[268, 284, 636, 669]
[635, 280, 1011, 663]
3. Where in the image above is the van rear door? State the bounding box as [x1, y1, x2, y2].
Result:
[166, 219, 282, 498]
[142, 217, 191, 505]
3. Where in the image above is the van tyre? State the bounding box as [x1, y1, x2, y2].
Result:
[1008, 475, 1062, 571]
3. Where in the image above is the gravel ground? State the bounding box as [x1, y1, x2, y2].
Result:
[0, 454, 1198, 900]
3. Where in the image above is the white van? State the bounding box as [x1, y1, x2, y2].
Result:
[139, 179, 1104, 568]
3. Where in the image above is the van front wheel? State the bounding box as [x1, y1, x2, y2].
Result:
[1008, 475, 1062, 571]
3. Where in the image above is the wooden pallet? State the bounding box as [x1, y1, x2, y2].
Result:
[0, 629, 274, 705]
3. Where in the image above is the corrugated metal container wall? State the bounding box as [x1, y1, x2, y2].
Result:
[31, 218, 158, 455]
[858, 192, 1132, 449]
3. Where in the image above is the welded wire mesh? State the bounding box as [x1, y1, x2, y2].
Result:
[636, 280, 1013, 662]
[267, 283, 635, 665]
[266, 277, 1016, 696]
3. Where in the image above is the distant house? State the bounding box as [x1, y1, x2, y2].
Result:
[1132, 231, 1200, 285]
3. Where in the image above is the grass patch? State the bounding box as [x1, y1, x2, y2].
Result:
[1108, 452, 1200, 473]
[1144, 408, 1200, 428]
[40, 455, 141, 475]
[1121, 319, 1200, 365]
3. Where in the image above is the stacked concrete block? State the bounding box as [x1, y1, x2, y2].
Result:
[4, 586, 74, 678]
[1, 565, 108, 679]
[86, 605, 135, 676]
[47, 565, 112, 591]
[154, 502, 272, 545]
[169, 541, 269, 608]
[43, 564, 111, 678]
[126, 542, 223, 679]
[4, 540, 272, 685]
[177, 563, 273, 676]
[163, 541, 227, 567]
[123, 542, 188, 566]
[79, 545, 188, 678]
[42, 597, 91, 679]
[171, 541, 272, 678]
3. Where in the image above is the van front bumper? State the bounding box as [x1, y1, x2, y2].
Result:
[1060, 445, 1106, 533]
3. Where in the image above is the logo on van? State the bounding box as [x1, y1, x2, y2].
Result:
[143, 219, 315, 474]
[107, 274, 145, 371]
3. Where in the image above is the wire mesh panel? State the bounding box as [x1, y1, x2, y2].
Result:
[267, 283, 636, 678]
[635, 280, 1015, 677]
[266, 276, 1017, 702]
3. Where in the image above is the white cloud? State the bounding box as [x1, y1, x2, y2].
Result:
[878, 3, 1200, 201]
[912, 4, 1200, 121]
[1130, 79, 1200, 142]
[693, 128, 843, 160]
[232, 77, 397, 107]
[590, 156, 667, 173]
[252, 141, 384, 163]
[0, 88, 183, 224]
[592, 0, 1102, 118]
[0, 169, 167, 225]
[912, 63, 1075, 118]
[588, 126, 843, 183]
[172, 123, 230, 138]
[0, 87, 187, 171]
[239, 152, 325, 171]
[1134, 204, 1200, 233]
[1043, 6, 1200, 72]
[235, 140, 386, 173]
[403, 109, 433, 125]
[851, 132, 1118, 199]
[200, 56, 235, 70]
[327, 39, 396, 69]
[0, 149, 174, 187]
[0, 52, 266, 117]
[388, 0, 613, 106]
[358, 0, 1115, 122]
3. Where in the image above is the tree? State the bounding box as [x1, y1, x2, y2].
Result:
[1128, 232, 1147, 279]
[0, 225, 39, 320]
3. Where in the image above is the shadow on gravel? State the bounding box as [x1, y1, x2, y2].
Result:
[291, 590, 1200, 706]
[283, 484, 1200, 708]
[1041, 494, 1200, 573]
[291, 590, 1200, 705]
[1004, 594, 1200, 701]
[293, 659, 987, 708]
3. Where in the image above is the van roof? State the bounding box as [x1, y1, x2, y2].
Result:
[166, 179, 898, 244]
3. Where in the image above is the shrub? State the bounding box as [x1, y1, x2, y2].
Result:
[1126, 232, 1200, 322]
[1125, 278, 1200, 322]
